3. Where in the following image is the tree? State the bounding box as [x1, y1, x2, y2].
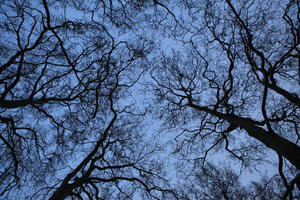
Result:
[180, 161, 299, 200]
[1, 0, 299, 199]
[149, 0, 300, 198]
[0, 0, 178, 199]
[182, 162, 249, 199]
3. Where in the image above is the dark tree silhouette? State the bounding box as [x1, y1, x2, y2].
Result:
[180, 161, 298, 199]
[149, 0, 300, 198]
[1, 0, 299, 199]
[0, 0, 178, 199]
[182, 162, 249, 199]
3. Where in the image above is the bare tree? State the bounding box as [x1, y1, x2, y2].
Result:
[1, 0, 299, 199]
[180, 161, 298, 200]
[182, 162, 249, 200]
[149, 0, 300, 198]
[0, 0, 179, 199]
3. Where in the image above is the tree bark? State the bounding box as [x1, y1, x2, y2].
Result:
[49, 183, 75, 200]
[188, 102, 300, 170]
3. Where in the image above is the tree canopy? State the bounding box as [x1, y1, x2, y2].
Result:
[0, 0, 299, 199]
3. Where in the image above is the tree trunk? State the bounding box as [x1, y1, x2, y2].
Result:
[189, 103, 300, 170]
[49, 184, 74, 200]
